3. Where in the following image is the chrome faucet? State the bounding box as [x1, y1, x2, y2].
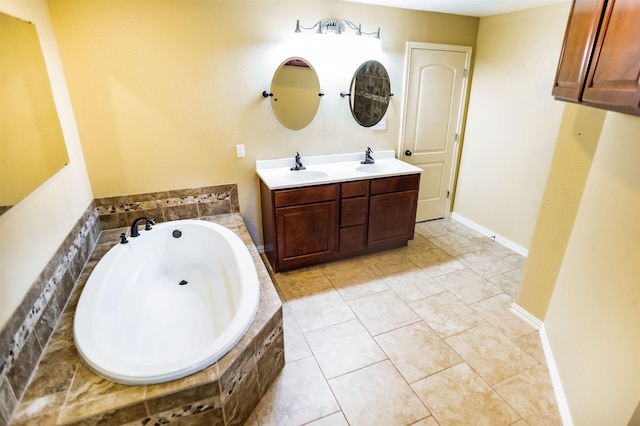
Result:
[291, 151, 306, 171]
[361, 147, 375, 164]
[130, 217, 155, 237]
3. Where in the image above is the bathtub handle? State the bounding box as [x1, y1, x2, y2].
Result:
[145, 218, 156, 231]
[120, 233, 129, 244]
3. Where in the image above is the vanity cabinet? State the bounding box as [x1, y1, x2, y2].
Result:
[261, 182, 339, 271]
[552, 0, 640, 116]
[260, 174, 419, 272]
[368, 175, 419, 248]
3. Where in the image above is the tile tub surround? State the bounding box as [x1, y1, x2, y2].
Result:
[95, 183, 239, 230]
[9, 213, 284, 426]
[0, 203, 101, 426]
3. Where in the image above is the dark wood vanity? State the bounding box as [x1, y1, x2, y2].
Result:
[260, 173, 419, 272]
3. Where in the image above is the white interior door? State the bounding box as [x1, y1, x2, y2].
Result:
[400, 42, 471, 222]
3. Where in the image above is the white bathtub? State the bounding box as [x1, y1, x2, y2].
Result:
[74, 219, 260, 385]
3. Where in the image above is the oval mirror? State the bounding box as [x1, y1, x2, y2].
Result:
[348, 60, 391, 127]
[268, 57, 321, 131]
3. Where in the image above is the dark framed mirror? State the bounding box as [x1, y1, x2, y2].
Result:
[0, 11, 69, 216]
[267, 57, 322, 131]
[348, 60, 391, 127]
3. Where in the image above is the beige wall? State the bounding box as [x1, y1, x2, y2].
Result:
[47, 0, 478, 244]
[453, 3, 570, 249]
[0, 0, 93, 329]
[543, 111, 640, 423]
[517, 103, 605, 320]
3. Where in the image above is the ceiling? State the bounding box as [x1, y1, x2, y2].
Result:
[343, 0, 570, 17]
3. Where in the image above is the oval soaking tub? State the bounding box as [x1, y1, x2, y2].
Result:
[74, 219, 260, 385]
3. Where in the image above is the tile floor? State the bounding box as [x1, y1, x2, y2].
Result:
[244, 218, 561, 426]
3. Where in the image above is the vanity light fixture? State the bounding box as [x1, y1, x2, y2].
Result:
[294, 18, 381, 39]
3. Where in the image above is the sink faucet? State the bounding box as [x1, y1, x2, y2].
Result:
[291, 152, 306, 171]
[130, 216, 155, 237]
[361, 147, 375, 164]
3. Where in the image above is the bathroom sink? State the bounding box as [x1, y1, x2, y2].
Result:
[355, 163, 398, 174]
[284, 170, 329, 182]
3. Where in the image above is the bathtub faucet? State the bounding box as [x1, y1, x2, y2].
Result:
[130, 217, 155, 238]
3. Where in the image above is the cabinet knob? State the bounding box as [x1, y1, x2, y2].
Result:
[405, 150, 412, 156]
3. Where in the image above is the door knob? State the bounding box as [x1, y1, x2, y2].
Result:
[405, 150, 412, 156]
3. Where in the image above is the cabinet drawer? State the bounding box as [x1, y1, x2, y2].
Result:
[370, 174, 420, 195]
[341, 180, 368, 198]
[341, 197, 368, 227]
[275, 184, 338, 208]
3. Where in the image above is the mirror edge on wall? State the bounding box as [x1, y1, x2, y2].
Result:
[0, 11, 69, 216]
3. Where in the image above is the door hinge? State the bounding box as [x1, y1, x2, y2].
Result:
[447, 190, 450, 198]
[463, 68, 467, 78]
[454, 133, 459, 142]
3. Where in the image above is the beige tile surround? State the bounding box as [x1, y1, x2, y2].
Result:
[246, 218, 561, 426]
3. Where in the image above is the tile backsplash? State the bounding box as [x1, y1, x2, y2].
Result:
[95, 183, 239, 230]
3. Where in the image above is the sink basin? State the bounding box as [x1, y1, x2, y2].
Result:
[285, 170, 329, 182]
[355, 163, 398, 174]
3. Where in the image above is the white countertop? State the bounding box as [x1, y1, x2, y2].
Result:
[256, 150, 422, 190]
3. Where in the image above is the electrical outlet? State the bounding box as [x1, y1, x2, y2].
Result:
[236, 144, 245, 158]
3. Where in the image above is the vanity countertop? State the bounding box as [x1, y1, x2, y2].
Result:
[256, 150, 422, 190]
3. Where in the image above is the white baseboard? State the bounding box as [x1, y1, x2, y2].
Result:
[539, 324, 574, 426]
[510, 303, 543, 330]
[450, 212, 529, 257]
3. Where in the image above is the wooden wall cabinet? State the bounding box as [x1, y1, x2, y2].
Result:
[553, 0, 640, 116]
[260, 174, 419, 272]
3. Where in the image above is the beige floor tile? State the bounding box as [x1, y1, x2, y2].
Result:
[411, 363, 520, 426]
[375, 321, 461, 383]
[514, 331, 547, 366]
[443, 221, 488, 244]
[494, 364, 562, 426]
[478, 239, 520, 258]
[348, 289, 421, 335]
[254, 357, 340, 426]
[305, 411, 349, 425]
[444, 323, 538, 386]
[382, 268, 447, 303]
[324, 263, 389, 301]
[401, 234, 438, 255]
[488, 268, 524, 299]
[408, 248, 466, 277]
[361, 251, 418, 275]
[286, 290, 356, 333]
[470, 294, 534, 339]
[428, 233, 477, 257]
[415, 220, 451, 239]
[502, 253, 527, 269]
[329, 360, 430, 426]
[409, 291, 485, 338]
[305, 319, 387, 379]
[435, 268, 503, 304]
[281, 303, 312, 362]
[410, 417, 441, 426]
[457, 249, 516, 279]
[275, 270, 333, 300]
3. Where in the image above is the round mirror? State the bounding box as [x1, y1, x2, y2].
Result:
[348, 60, 391, 127]
[268, 57, 321, 131]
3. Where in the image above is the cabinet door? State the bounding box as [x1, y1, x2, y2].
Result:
[582, 0, 640, 115]
[275, 201, 337, 270]
[552, 0, 607, 102]
[368, 190, 418, 248]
